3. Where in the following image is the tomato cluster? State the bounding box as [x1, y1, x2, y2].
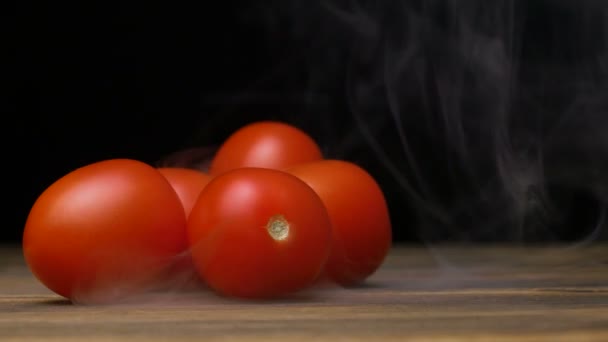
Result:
[23, 121, 392, 303]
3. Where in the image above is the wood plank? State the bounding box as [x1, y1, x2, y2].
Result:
[1, 244, 607, 341]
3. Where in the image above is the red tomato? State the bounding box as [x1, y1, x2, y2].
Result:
[287, 160, 392, 286]
[157, 167, 212, 289]
[209, 121, 323, 176]
[187, 168, 332, 299]
[157, 167, 212, 218]
[23, 159, 188, 304]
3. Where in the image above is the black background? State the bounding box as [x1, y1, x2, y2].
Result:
[5, 1, 608, 244]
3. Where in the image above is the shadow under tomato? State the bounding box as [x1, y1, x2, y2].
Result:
[38, 298, 72, 306]
[213, 291, 330, 306]
[342, 280, 389, 290]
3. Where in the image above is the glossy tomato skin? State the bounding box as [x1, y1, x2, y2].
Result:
[209, 121, 323, 176]
[157, 167, 212, 289]
[157, 167, 212, 218]
[23, 159, 188, 304]
[187, 168, 332, 299]
[287, 160, 392, 286]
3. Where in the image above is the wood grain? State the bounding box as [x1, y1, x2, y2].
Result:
[1, 244, 607, 341]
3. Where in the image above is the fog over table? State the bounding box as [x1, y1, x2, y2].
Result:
[2, 245, 608, 341]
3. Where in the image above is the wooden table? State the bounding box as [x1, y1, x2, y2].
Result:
[1, 244, 607, 341]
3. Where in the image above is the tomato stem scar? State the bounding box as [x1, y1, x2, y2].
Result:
[267, 215, 289, 241]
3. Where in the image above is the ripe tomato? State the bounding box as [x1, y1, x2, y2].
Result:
[157, 167, 212, 218]
[187, 168, 332, 299]
[157, 167, 212, 289]
[23, 159, 188, 304]
[287, 160, 392, 286]
[209, 121, 323, 176]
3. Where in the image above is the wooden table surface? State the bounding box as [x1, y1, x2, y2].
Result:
[1, 244, 607, 341]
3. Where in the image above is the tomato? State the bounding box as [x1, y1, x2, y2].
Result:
[157, 167, 212, 289]
[209, 121, 323, 176]
[23, 159, 188, 304]
[157, 167, 212, 218]
[287, 160, 392, 286]
[187, 168, 332, 299]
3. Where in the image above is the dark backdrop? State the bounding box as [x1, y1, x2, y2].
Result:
[6, 1, 608, 244]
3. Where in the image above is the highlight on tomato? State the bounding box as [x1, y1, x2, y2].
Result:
[187, 167, 332, 299]
[287, 160, 392, 286]
[23, 159, 188, 304]
[209, 121, 324, 176]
